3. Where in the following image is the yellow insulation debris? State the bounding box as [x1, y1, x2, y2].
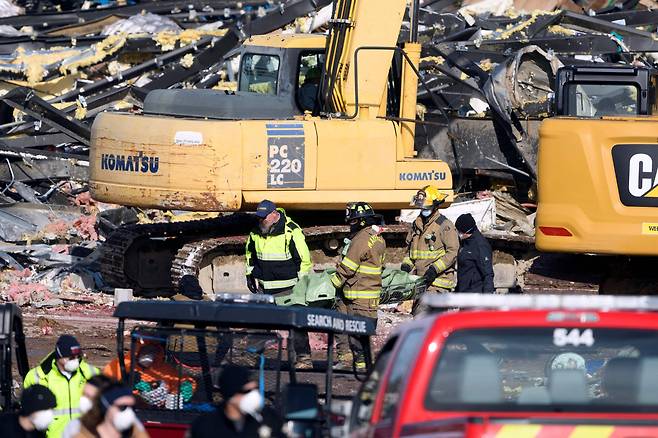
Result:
[548, 25, 577, 36]
[179, 53, 194, 69]
[416, 103, 427, 120]
[10, 46, 80, 85]
[154, 29, 228, 51]
[420, 56, 445, 65]
[479, 59, 494, 71]
[212, 81, 238, 91]
[74, 100, 87, 120]
[59, 34, 127, 75]
[499, 10, 558, 40]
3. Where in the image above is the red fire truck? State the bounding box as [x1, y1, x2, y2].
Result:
[349, 294, 658, 437]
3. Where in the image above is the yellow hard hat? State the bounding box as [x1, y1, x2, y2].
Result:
[411, 185, 448, 208]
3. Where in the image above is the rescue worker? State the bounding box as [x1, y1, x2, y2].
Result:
[454, 213, 495, 293]
[401, 186, 459, 314]
[331, 202, 386, 371]
[0, 384, 56, 438]
[245, 199, 313, 368]
[187, 365, 283, 438]
[61, 375, 114, 438]
[72, 383, 148, 438]
[23, 335, 99, 438]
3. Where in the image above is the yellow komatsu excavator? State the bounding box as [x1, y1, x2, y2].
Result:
[89, 0, 454, 294]
[536, 65, 658, 291]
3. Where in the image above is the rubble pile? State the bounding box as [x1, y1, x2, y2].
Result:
[414, 0, 658, 198]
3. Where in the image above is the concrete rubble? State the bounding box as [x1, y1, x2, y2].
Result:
[0, 0, 651, 306]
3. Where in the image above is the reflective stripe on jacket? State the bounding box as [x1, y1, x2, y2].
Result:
[402, 210, 459, 289]
[331, 226, 386, 300]
[23, 353, 98, 438]
[245, 209, 312, 294]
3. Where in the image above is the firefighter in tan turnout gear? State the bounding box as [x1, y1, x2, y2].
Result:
[401, 185, 459, 315]
[331, 202, 386, 371]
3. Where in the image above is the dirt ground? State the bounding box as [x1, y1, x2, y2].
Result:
[23, 303, 120, 370]
[16, 252, 604, 396]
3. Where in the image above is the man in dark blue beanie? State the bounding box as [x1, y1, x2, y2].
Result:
[24, 334, 99, 438]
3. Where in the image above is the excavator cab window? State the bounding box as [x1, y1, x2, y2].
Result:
[555, 66, 651, 117]
[567, 83, 638, 117]
[239, 53, 280, 95]
[296, 51, 325, 113]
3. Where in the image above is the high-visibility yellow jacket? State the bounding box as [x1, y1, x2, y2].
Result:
[24, 352, 99, 438]
[331, 225, 386, 300]
[402, 210, 459, 290]
[245, 209, 312, 294]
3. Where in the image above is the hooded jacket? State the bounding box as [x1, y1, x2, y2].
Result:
[23, 352, 98, 438]
[456, 229, 495, 293]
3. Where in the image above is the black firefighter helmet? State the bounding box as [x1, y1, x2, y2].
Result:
[345, 202, 383, 228]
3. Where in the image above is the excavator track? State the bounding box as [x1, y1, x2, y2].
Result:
[99, 214, 256, 294]
[101, 215, 373, 294]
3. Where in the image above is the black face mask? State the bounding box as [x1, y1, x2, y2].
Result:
[350, 223, 362, 234]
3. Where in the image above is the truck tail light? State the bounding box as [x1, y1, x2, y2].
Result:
[539, 226, 573, 237]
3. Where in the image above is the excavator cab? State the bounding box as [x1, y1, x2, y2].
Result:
[553, 66, 653, 117]
[536, 65, 658, 256]
[144, 34, 326, 120]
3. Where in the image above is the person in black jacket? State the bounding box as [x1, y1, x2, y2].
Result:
[455, 214, 495, 293]
[0, 384, 56, 438]
[187, 365, 283, 438]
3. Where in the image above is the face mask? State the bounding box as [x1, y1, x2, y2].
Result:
[112, 407, 136, 432]
[79, 395, 93, 414]
[64, 358, 80, 373]
[31, 409, 54, 431]
[238, 389, 263, 417]
[420, 209, 432, 217]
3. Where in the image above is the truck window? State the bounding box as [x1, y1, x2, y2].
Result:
[379, 329, 423, 420]
[296, 51, 324, 112]
[425, 327, 658, 412]
[567, 83, 638, 117]
[239, 53, 280, 95]
[350, 337, 396, 429]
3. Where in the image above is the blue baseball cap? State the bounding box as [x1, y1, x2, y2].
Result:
[255, 200, 276, 218]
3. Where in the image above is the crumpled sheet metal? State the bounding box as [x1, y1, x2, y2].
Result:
[489, 45, 562, 118]
[0, 34, 126, 84]
[101, 12, 182, 36]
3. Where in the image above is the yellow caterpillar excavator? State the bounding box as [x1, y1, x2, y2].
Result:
[536, 65, 658, 291]
[89, 0, 454, 294]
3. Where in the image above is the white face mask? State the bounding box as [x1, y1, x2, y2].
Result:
[79, 395, 93, 414]
[64, 358, 80, 373]
[112, 407, 136, 432]
[420, 209, 432, 217]
[31, 409, 54, 431]
[238, 389, 263, 417]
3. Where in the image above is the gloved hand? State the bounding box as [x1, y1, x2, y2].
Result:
[422, 265, 438, 286]
[246, 275, 258, 293]
[400, 263, 412, 273]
